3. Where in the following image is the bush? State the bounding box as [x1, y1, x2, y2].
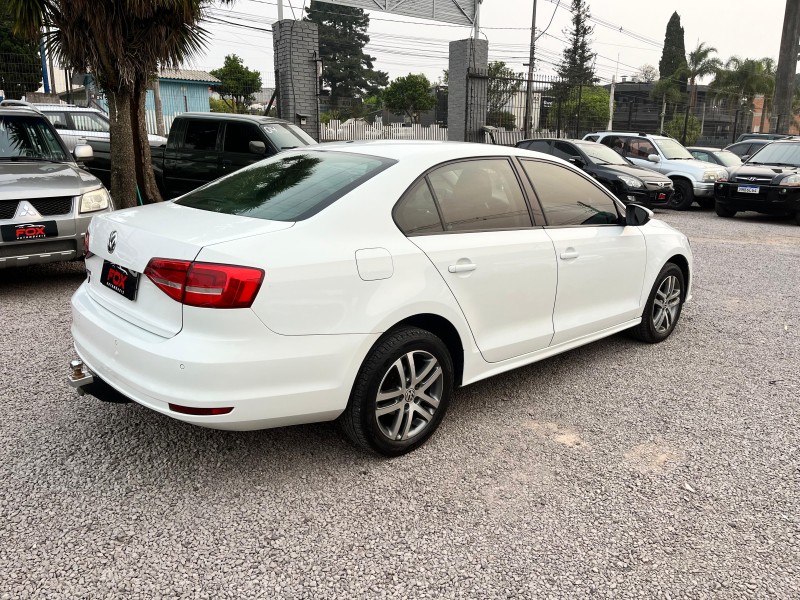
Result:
[487, 110, 516, 130]
[663, 114, 701, 145]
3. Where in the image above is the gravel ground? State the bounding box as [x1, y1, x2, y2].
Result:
[1, 208, 798, 599]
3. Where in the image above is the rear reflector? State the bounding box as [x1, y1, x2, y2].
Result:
[169, 403, 233, 416]
[144, 258, 264, 308]
[83, 231, 92, 258]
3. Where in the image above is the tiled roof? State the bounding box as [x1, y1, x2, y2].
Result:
[159, 69, 221, 83]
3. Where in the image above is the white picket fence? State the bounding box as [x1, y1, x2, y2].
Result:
[320, 120, 449, 142]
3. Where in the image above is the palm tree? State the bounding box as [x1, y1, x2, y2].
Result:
[686, 42, 722, 109]
[711, 57, 776, 135]
[9, 0, 213, 207]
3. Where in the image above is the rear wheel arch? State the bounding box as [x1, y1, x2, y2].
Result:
[391, 314, 465, 387]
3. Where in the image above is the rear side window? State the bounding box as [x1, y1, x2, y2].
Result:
[183, 120, 220, 151]
[176, 151, 395, 221]
[427, 159, 532, 231]
[521, 160, 619, 226]
[394, 180, 443, 235]
[70, 112, 109, 133]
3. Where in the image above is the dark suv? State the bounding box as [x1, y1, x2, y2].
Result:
[714, 139, 800, 224]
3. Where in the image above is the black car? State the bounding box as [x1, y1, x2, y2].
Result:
[724, 139, 773, 161]
[714, 139, 800, 224]
[516, 138, 673, 207]
[687, 146, 742, 168]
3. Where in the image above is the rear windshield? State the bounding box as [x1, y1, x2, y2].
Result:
[175, 150, 395, 221]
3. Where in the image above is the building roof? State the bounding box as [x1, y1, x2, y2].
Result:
[159, 69, 220, 84]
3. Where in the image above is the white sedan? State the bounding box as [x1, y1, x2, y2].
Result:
[68, 141, 692, 456]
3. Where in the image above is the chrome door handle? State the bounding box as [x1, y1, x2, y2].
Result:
[559, 250, 579, 260]
[448, 263, 477, 273]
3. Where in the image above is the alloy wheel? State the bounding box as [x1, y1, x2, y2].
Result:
[652, 275, 682, 333]
[374, 350, 443, 442]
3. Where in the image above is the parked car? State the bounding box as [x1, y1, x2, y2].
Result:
[735, 132, 791, 143]
[724, 139, 773, 161]
[0, 102, 112, 269]
[583, 131, 728, 210]
[714, 138, 800, 224]
[686, 146, 742, 168]
[148, 113, 317, 199]
[516, 138, 673, 207]
[68, 142, 693, 456]
[33, 102, 168, 151]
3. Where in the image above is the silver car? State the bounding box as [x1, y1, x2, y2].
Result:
[0, 103, 113, 268]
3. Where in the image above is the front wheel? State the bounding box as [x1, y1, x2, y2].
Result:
[669, 179, 694, 210]
[795, 211, 800, 226]
[631, 263, 685, 344]
[340, 327, 454, 456]
[715, 202, 737, 218]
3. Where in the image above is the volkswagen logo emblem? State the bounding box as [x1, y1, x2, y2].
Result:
[107, 231, 117, 254]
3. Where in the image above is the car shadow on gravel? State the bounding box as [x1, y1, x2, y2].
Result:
[0, 261, 86, 287]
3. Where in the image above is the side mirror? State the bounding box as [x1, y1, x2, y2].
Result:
[647, 153, 660, 163]
[625, 203, 653, 226]
[568, 157, 585, 168]
[249, 140, 267, 155]
[741, 154, 750, 162]
[73, 144, 93, 161]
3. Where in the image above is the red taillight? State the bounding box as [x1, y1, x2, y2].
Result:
[83, 231, 92, 258]
[144, 258, 264, 308]
[169, 403, 233, 416]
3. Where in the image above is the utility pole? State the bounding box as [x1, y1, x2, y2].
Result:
[523, 0, 537, 138]
[607, 76, 615, 130]
[473, 0, 482, 41]
[774, 0, 800, 133]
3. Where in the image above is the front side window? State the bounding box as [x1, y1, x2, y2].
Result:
[627, 138, 657, 159]
[521, 160, 620, 226]
[0, 115, 68, 161]
[427, 159, 532, 232]
[176, 150, 395, 221]
[223, 122, 265, 154]
[183, 120, 220, 151]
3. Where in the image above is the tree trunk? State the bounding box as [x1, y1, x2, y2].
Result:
[759, 96, 770, 133]
[150, 79, 166, 137]
[133, 77, 163, 204]
[108, 89, 138, 210]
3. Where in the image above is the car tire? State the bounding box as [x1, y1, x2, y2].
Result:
[340, 327, 454, 456]
[669, 179, 694, 210]
[697, 197, 715, 209]
[715, 202, 737, 218]
[630, 263, 685, 344]
[795, 211, 800, 226]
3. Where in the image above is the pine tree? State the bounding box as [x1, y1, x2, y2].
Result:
[556, 0, 597, 84]
[658, 12, 688, 81]
[304, 1, 388, 103]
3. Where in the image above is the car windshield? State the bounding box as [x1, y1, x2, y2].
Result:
[576, 142, 628, 165]
[653, 138, 693, 159]
[746, 142, 800, 167]
[175, 150, 395, 221]
[261, 123, 316, 150]
[0, 114, 69, 161]
[713, 150, 742, 167]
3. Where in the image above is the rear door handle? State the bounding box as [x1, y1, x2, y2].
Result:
[448, 263, 477, 273]
[560, 250, 579, 260]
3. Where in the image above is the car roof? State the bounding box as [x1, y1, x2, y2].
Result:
[0, 105, 44, 117]
[687, 146, 728, 152]
[179, 112, 294, 125]
[294, 140, 564, 163]
[587, 131, 670, 139]
[34, 104, 104, 113]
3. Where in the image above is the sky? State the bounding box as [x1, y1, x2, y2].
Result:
[199, 0, 789, 88]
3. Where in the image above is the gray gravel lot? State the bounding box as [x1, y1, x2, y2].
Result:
[1, 209, 798, 599]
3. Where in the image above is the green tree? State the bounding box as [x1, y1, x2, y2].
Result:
[10, 0, 215, 207]
[0, 6, 41, 100]
[659, 12, 687, 81]
[547, 86, 609, 131]
[382, 74, 435, 123]
[664, 113, 700, 144]
[686, 42, 722, 109]
[487, 61, 522, 115]
[304, 0, 388, 105]
[210, 54, 262, 113]
[557, 0, 597, 84]
[711, 57, 775, 113]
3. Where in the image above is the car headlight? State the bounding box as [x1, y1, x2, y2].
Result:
[618, 175, 643, 189]
[80, 188, 110, 213]
[779, 173, 800, 187]
[703, 170, 727, 182]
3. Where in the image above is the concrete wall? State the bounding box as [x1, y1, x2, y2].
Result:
[272, 20, 320, 140]
[447, 38, 488, 142]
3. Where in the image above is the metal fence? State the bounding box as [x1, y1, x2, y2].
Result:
[320, 119, 448, 141]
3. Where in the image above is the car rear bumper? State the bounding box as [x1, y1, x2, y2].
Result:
[714, 183, 800, 214]
[70, 282, 379, 430]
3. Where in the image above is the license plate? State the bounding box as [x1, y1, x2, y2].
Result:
[657, 192, 667, 200]
[101, 261, 139, 301]
[0, 221, 58, 242]
[737, 185, 760, 194]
